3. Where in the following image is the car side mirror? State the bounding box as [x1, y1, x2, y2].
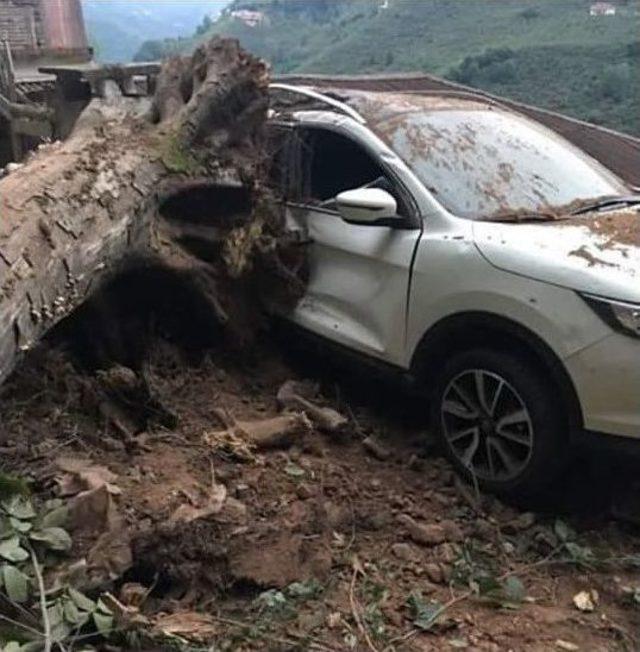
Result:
[335, 188, 398, 225]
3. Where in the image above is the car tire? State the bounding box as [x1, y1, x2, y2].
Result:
[431, 347, 568, 497]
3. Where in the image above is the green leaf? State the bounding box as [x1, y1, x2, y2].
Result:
[407, 592, 443, 631]
[554, 519, 576, 543]
[257, 589, 288, 611]
[40, 506, 69, 530]
[476, 575, 502, 596]
[63, 598, 90, 627]
[68, 586, 97, 612]
[8, 517, 32, 533]
[286, 580, 321, 599]
[2, 642, 21, 652]
[96, 598, 113, 615]
[29, 527, 72, 552]
[2, 564, 29, 603]
[0, 516, 14, 539]
[48, 600, 65, 627]
[93, 611, 114, 637]
[1, 496, 35, 521]
[502, 576, 526, 604]
[0, 536, 29, 562]
[284, 462, 305, 478]
[478, 575, 526, 609]
[564, 542, 595, 566]
[0, 474, 30, 500]
[50, 620, 71, 644]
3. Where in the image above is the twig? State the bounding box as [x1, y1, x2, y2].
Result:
[0, 613, 43, 637]
[29, 543, 51, 652]
[209, 614, 334, 651]
[384, 589, 475, 649]
[349, 558, 381, 652]
[386, 547, 567, 649]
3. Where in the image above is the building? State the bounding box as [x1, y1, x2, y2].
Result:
[0, 0, 91, 65]
[0, 0, 92, 165]
[590, 2, 616, 16]
[230, 9, 266, 28]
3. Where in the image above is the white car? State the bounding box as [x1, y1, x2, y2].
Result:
[268, 85, 640, 496]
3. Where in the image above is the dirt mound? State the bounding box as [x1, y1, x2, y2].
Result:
[2, 336, 640, 650]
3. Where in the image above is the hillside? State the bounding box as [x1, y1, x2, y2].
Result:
[137, 0, 639, 136]
[83, 0, 228, 63]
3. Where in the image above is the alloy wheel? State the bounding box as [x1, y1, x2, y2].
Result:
[440, 369, 534, 482]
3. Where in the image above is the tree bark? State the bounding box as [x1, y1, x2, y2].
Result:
[0, 38, 300, 385]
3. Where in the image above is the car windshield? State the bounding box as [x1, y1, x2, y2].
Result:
[377, 108, 628, 219]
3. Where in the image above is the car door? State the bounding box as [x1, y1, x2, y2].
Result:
[285, 123, 423, 365]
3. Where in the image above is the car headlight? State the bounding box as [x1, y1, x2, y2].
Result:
[581, 293, 640, 339]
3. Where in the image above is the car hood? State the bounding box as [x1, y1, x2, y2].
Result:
[472, 208, 640, 303]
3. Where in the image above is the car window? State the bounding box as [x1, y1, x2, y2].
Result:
[298, 127, 408, 217]
[378, 108, 627, 219]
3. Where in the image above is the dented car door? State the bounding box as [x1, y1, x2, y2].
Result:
[285, 125, 422, 364]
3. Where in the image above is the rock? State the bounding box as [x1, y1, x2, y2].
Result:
[383, 606, 403, 627]
[397, 514, 446, 546]
[424, 562, 444, 584]
[357, 508, 390, 532]
[215, 497, 247, 525]
[504, 512, 536, 533]
[573, 589, 598, 612]
[391, 542, 419, 562]
[320, 501, 351, 531]
[474, 518, 494, 541]
[441, 519, 464, 543]
[277, 380, 348, 433]
[362, 436, 392, 461]
[234, 483, 250, 499]
[436, 542, 461, 564]
[87, 528, 133, 586]
[407, 454, 425, 471]
[502, 541, 516, 555]
[326, 612, 341, 629]
[119, 582, 148, 607]
[5, 162, 23, 174]
[296, 483, 314, 500]
[229, 533, 331, 588]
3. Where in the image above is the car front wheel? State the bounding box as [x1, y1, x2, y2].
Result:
[431, 348, 567, 497]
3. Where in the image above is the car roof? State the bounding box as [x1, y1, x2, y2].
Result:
[270, 84, 496, 128]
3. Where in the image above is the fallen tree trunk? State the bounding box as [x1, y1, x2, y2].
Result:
[0, 38, 301, 385]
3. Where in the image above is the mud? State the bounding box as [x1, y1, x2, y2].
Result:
[2, 326, 640, 650]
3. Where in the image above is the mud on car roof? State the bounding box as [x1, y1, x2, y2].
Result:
[269, 83, 494, 127]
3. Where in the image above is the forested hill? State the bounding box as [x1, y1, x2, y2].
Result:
[134, 0, 640, 136]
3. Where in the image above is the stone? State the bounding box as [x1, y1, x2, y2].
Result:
[474, 518, 494, 541]
[504, 512, 536, 533]
[397, 514, 446, 546]
[424, 562, 444, 584]
[296, 483, 314, 500]
[441, 519, 464, 543]
[362, 436, 392, 461]
[391, 542, 419, 562]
